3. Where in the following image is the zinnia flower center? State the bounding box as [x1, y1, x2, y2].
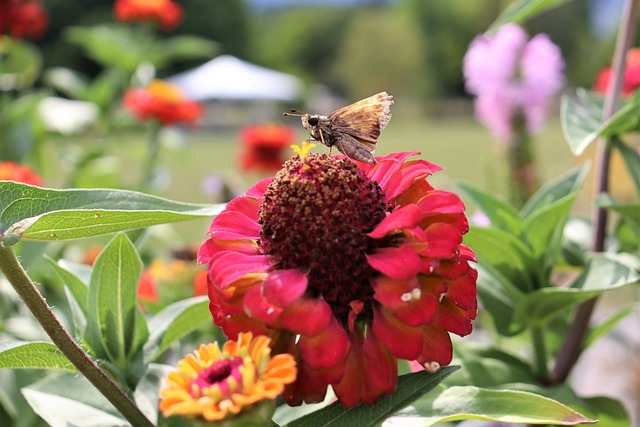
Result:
[190, 357, 244, 397]
[258, 153, 389, 322]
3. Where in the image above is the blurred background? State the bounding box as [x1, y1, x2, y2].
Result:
[16, 0, 628, 210]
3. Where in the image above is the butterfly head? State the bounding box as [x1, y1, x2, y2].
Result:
[284, 110, 324, 131]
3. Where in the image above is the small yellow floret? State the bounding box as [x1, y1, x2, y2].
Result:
[291, 140, 317, 160]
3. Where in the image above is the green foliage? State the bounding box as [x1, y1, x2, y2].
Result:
[0, 341, 76, 371]
[287, 368, 459, 427]
[402, 386, 595, 426]
[0, 181, 224, 246]
[488, 0, 573, 33]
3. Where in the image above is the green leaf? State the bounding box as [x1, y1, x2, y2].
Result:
[287, 367, 459, 427]
[583, 304, 636, 350]
[0, 36, 43, 90]
[475, 262, 523, 336]
[523, 192, 579, 279]
[597, 193, 640, 229]
[450, 343, 535, 387]
[86, 233, 148, 370]
[457, 182, 522, 234]
[0, 341, 76, 371]
[512, 254, 639, 330]
[488, 0, 572, 32]
[142, 296, 211, 365]
[521, 164, 588, 218]
[21, 372, 127, 427]
[400, 386, 595, 426]
[45, 257, 91, 337]
[134, 363, 172, 426]
[465, 227, 535, 293]
[42, 67, 90, 100]
[561, 90, 640, 155]
[581, 396, 630, 427]
[0, 181, 224, 245]
[611, 136, 640, 194]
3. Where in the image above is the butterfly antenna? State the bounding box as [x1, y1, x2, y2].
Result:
[283, 109, 306, 117]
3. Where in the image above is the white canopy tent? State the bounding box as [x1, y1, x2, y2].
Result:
[167, 55, 303, 102]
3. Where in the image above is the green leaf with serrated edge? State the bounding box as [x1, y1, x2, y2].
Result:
[0, 341, 76, 371]
[142, 296, 211, 365]
[287, 367, 459, 427]
[465, 227, 535, 293]
[488, 0, 572, 33]
[0, 181, 225, 246]
[583, 304, 636, 350]
[511, 254, 639, 331]
[458, 183, 522, 234]
[523, 192, 579, 280]
[397, 386, 595, 426]
[521, 164, 588, 218]
[87, 233, 148, 370]
[612, 136, 640, 194]
[21, 372, 126, 427]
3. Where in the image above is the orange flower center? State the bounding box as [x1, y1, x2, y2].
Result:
[147, 80, 184, 103]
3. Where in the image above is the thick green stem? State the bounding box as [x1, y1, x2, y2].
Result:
[507, 115, 538, 208]
[551, 0, 639, 385]
[0, 244, 154, 427]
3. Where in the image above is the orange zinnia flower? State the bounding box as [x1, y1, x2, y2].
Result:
[594, 48, 640, 96]
[123, 80, 204, 126]
[238, 124, 297, 172]
[159, 332, 297, 422]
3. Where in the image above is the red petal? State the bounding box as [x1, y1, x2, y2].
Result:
[434, 297, 474, 337]
[445, 268, 477, 310]
[208, 209, 261, 240]
[332, 328, 397, 407]
[298, 316, 350, 369]
[281, 297, 333, 336]
[392, 292, 438, 327]
[367, 204, 422, 239]
[246, 177, 273, 197]
[383, 160, 442, 201]
[209, 251, 273, 288]
[372, 305, 422, 359]
[421, 223, 462, 259]
[243, 285, 283, 323]
[372, 276, 420, 309]
[416, 190, 466, 216]
[416, 323, 453, 367]
[263, 269, 308, 308]
[197, 239, 258, 264]
[366, 245, 421, 280]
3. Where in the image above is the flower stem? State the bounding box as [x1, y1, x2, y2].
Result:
[140, 120, 162, 191]
[507, 116, 538, 207]
[531, 326, 549, 383]
[551, 0, 638, 385]
[0, 244, 154, 427]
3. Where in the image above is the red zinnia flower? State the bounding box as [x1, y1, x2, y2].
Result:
[198, 147, 477, 407]
[113, 0, 183, 30]
[0, 161, 42, 186]
[238, 124, 296, 172]
[594, 47, 640, 96]
[0, 0, 48, 39]
[123, 80, 204, 126]
[137, 270, 159, 303]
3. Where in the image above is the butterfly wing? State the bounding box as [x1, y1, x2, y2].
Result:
[328, 92, 393, 149]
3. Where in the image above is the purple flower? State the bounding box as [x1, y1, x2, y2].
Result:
[463, 24, 565, 139]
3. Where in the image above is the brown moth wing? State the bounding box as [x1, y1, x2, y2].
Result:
[328, 92, 393, 145]
[332, 132, 376, 164]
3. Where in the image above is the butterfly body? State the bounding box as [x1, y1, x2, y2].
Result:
[285, 92, 393, 164]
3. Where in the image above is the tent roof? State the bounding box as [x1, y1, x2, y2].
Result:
[168, 55, 302, 102]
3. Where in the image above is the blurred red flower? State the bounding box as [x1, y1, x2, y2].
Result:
[199, 150, 477, 407]
[193, 269, 208, 297]
[238, 123, 296, 172]
[137, 270, 159, 303]
[113, 0, 183, 30]
[0, 0, 48, 39]
[594, 48, 640, 96]
[0, 161, 42, 186]
[123, 80, 204, 126]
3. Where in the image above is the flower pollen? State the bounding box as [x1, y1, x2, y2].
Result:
[258, 153, 388, 322]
